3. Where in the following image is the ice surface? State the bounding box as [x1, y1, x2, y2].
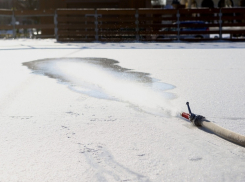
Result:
[1, 39, 245, 182]
[23, 58, 179, 117]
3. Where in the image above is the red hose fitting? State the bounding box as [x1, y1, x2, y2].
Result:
[181, 112, 190, 120]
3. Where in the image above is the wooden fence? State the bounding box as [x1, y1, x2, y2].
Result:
[0, 8, 245, 41]
[0, 9, 55, 38]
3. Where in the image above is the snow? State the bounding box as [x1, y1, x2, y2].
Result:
[1, 39, 245, 182]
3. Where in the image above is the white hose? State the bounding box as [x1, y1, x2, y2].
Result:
[201, 119, 245, 147]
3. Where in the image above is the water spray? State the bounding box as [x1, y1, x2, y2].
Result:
[181, 102, 245, 147]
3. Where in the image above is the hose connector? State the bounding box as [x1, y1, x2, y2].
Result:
[186, 102, 205, 127]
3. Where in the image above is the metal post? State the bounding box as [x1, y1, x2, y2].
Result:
[54, 10, 58, 40]
[12, 10, 16, 39]
[135, 9, 139, 41]
[177, 10, 180, 41]
[219, 9, 222, 40]
[95, 9, 99, 41]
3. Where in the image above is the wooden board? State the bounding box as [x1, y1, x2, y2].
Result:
[0, 25, 12, 30]
[179, 16, 219, 21]
[98, 17, 135, 21]
[16, 24, 55, 29]
[58, 30, 96, 35]
[221, 8, 245, 13]
[97, 9, 136, 15]
[139, 31, 178, 35]
[138, 9, 177, 15]
[138, 24, 177, 28]
[57, 9, 95, 15]
[58, 24, 96, 29]
[179, 23, 219, 28]
[0, 10, 12, 15]
[57, 38, 95, 42]
[221, 16, 245, 21]
[98, 24, 136, 29]
[138, 16, 177, 21]
[179, 30, 220, 34]
[222, 23, 245, 27]
[222, 30, 245, 34]
[57, 17, 95, 22]
[179, 8, 220, 14]
[14, 10, 55, 16]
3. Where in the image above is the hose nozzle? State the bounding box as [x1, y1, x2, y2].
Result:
[181, 112, 190, 120]
[181, 102, 205, 127]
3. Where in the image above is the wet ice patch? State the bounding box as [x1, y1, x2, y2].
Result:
[23, 58, 179, 116]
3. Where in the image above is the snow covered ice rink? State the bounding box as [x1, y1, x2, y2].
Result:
[1, 39, 245, 182]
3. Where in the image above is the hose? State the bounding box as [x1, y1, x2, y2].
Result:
[201, 119, 245, 147]
[181, 102, 245, 147]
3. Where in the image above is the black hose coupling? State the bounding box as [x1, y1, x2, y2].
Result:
[186, 102, 205, 127]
